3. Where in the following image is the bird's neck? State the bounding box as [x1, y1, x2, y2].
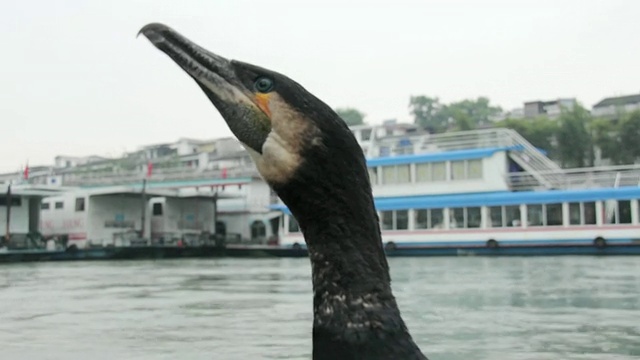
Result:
[277, 179, 426, 359]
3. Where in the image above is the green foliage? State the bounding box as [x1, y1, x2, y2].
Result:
[556, 104, 593, 168]
[409, 96, 447, 132]
[495, 116, 558, 157]
[612, 110, 640, 164]
[335, 107, 366, 126]
[409, 96, 502, 132]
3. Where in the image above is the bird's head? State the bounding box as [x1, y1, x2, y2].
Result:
[139, 23, 363, 190]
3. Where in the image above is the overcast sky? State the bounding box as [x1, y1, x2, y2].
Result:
[1, 0, 638, 173]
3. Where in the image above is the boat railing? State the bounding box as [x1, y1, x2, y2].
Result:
[61, 165, 261, 186]
[508, 164, 640, 191]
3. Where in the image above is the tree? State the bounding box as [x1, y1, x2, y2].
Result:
[410, 95, 502, 132]
[616, 110, 640, 164]
[409, 96, 447, 132]
[556, 104, 593, 168]
[495, 116, 559, 157]
[335, 107, 365, 126]
[441, 97, 502, 129]
[591, 118, 620, 164]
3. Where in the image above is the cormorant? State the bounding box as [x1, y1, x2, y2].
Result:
[139, 23, 427, 360]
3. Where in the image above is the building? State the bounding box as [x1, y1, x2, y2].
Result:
[592, 93, 640, 121]
[523, 98, 576, 119]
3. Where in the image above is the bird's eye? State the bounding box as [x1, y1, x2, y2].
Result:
[254, 76, 274, 93]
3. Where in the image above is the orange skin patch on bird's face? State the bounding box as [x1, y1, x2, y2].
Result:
[255, 93, 272, 118]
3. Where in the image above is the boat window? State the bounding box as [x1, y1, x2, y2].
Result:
[152, 203, 163, 216]
[0, 197, 21, 207]
[55, 201, 63, 209]
[41, 202, 50, 210]
[569, 203, 581, 225]
[288, 216, 300, 233]
[361, 128, 372, 141]
[368, 167, 378, 185]
[505, 205, 521, 227]
[584, 202, 596, 225]
[431, 162, 447, 181]
[569, 202, 596, 226]
[415, 163, 430, 182]
[381, 166, 396, 184]
[451, 161, 465, 180]
[467, 159, 483, 179]
[467, 207, 481, 228]
[396, 165, 411, 184]
[381, 211, 393, 230]
[527, 204, 543, 226]
[618, 200, 632, 224]
[415, 209, 428, 229]
[489, 206, 503, 227]
[450, 208, 464, 228]
[251, 220, 267, 240]
[396, 210, 409, 230]
[431, 209, 444, 229]
[604, 200, 632, 225]
[75, 198, 85, 212]
[546, 203, 563, 226]
[379, 146, 390, 157]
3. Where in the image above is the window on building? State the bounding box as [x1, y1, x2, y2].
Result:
[41, 202, 50, 210]
[75, 198, 85, 212]
[152, 203, 163, 216]
[55, 201, 64, 209]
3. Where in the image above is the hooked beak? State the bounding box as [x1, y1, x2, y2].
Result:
[139, 23, 271, 153]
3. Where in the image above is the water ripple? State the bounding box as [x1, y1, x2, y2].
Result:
[1, 257, 639, 359]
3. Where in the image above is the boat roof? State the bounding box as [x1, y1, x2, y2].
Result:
[366, 145, 522, 167]
[0, 184, 68, 198]
[270, 186, 640, 214]
[43, 185, 238, 200]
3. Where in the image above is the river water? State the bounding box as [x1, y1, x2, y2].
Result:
[0, 257, 639, 360]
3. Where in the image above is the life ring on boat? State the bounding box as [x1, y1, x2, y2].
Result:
[384, 241, 397, 251]
[486, 239, 499, 248]
[292, 242, 302, 250]
[594, 237, 607, 248]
